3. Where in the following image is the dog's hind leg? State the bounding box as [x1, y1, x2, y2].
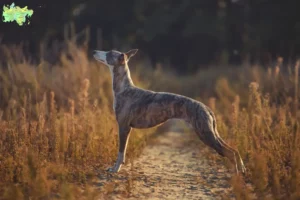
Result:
[108, 125, 132, 173]
[199, 129, 245, 174]
[214, 132, 246, 173]
[193, 109, 246, 174]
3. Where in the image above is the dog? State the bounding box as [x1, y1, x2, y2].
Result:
[93, 49, 246, 174]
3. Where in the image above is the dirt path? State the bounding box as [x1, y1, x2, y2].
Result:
[95, 122, 235, 200]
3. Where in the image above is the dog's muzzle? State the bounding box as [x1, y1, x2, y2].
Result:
[93, 50, 108, 64]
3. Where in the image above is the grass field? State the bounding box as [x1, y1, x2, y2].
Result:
[0, 42, 299, 199]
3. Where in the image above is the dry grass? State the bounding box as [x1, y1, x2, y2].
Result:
[0, 40, 299, 199]
[0, 42, 156, 199]
[143, 63, 300, 200]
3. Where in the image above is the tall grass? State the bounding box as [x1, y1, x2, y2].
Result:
[143, 62, 300, 199]
[0, 42, 156, 199]
[0, 39, 299, 199]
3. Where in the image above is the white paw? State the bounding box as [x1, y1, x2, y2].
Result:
[241, 164, 246, 174]
[107, 153, 124, 173]
[107, 164, 121, 173]
[239, 160, 246, 174]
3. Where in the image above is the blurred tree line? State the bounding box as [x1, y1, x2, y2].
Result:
[1, 0, 300, 73]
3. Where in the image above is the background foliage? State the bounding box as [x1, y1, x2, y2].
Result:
[1, 0, 300, 72]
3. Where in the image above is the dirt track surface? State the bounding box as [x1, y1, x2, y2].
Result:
[95, 122, 235, 200]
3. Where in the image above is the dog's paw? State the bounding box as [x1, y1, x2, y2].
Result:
[107, 165, 120, 173]
[241, 164, 246, 174]
[107, 167, 116, 173]
[239, 160, 246, 174]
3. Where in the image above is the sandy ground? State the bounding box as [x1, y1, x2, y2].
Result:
[94, 121, 235, 200]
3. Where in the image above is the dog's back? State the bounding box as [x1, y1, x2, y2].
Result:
[116, 86, 212, 130]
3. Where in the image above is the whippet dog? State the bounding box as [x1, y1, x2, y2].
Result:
[93, 49, 246, 174]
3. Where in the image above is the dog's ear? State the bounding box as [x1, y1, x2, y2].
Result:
[125, 49, 138, 61]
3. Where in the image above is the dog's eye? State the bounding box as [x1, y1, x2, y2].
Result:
[118, 54, 124, 61]
[118, 54, 125, 64]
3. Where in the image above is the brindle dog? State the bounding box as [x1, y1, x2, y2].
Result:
[93, 49, 246, 174]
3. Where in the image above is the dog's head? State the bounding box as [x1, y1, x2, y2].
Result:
[93, 49, 138, 68]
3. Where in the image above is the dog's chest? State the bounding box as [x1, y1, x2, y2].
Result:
[112, 95, 122, 113]
[113, 93, 131, 115]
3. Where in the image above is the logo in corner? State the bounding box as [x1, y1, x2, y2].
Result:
[2, 3, 34, 26]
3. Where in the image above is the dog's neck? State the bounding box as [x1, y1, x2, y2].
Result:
[111, 64, 134, 94]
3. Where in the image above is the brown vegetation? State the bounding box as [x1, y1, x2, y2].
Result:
[146, 62, 300, 200]
[0, 42, 299, 199]
[0, 42, 156, 199]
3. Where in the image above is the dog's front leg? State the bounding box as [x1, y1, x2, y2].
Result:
[108, 125, 132, 173]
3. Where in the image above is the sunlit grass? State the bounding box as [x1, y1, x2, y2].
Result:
[0, 42, 156, 199]
[0, 40, 299, 199]
[143, 62, 300, 200]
